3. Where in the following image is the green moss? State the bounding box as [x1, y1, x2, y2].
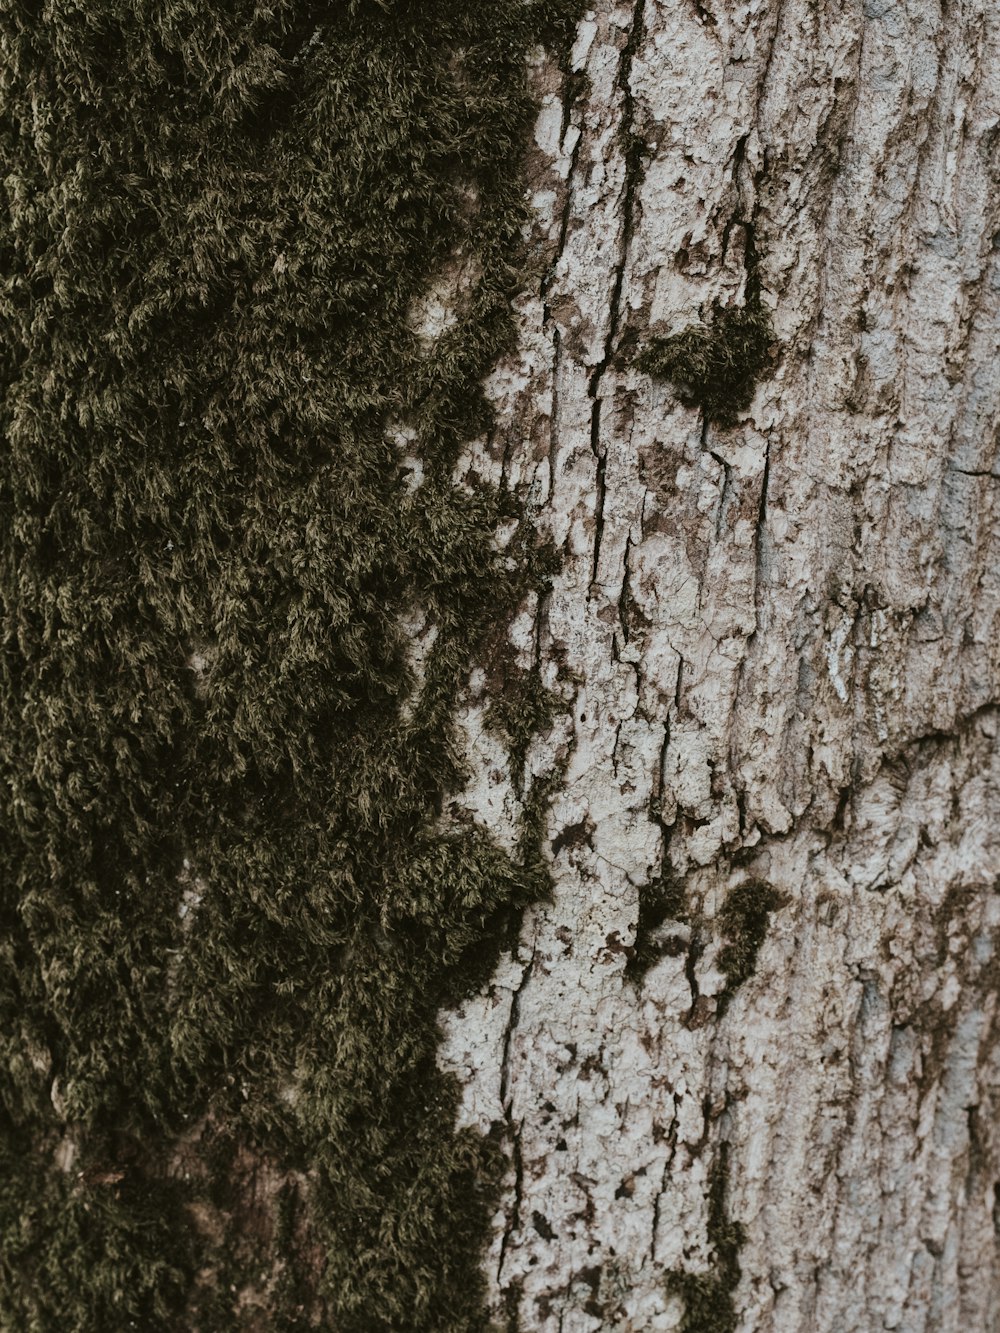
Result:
[637, 300, 774, 427]
[627, 874, 786, 1023]
[0, 1, 579, 1326]
[715, 879, 786, 1016]
[0, 1130, 195, 1332]
[485, 660, 560, 791]
[624, 876, 689, 984]
[666, 1143, 744, 1333]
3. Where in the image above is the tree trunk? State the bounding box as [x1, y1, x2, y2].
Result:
[440, 2, 1000, 1330]
[2, 2, 999, 1331]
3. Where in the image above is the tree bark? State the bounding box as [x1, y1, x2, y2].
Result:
[3, 2, 999, 1329]
[439, 2, 1000, 1329]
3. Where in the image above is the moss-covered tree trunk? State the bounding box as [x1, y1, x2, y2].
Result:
[440, 2, 1000, 1330]
[1, 1, 998, 1331]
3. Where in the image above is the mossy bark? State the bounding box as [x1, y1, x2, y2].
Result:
[0, 3, 578, 1328]
[3, 1, 1000, 1331]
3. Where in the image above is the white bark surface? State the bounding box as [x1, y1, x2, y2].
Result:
[437, 1, 1000, 1328]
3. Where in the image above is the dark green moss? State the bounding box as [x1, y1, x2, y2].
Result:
[715, 879, 786, 1015]
[624, 876, 689, 984]
[0, 1, 578, 1326]
[485, 660, 560, 792]
[627, 874, 786, 1015]
[637, 301, 774, 427]
[666, 1143, 744, 1333]
[0, 1129, 195, 1332]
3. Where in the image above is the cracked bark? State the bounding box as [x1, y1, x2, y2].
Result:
[497, 955, 533, 1308]
[438, 1, 1000, 1330]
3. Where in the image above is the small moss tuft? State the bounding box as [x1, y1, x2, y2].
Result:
[715, 879, 787, 1015]
[637, 301, 774, 427]
[625, 876, 689, 984]
[485, 661, 560, 791]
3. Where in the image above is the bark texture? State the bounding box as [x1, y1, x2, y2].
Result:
[438, 2, 1000, 1328]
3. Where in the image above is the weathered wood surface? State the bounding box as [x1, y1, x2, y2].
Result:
[437, 2, 1000, 1327]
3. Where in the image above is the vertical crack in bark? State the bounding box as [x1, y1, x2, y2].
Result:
[498, 955, 535, 1294]
[500, 1123, 525, 1311]
[612, 717, 625, 775]
[548, 326, 563, 503]
[683, 931, 704, 1022]
[649, 1156, 670, 1264]
[667, 1139, 744, 1332]
[749, 433, 771, 644]
[706, 395, 734, 543]
[619, 532, 634, 646]
[587, 0, 648, 595]
[590, 429, 609, 590]
[542, 42, 587, 507]
[651, 717, 671, 826]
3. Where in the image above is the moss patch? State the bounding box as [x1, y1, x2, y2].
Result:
[715, 879, 786, 1016]
[637, 299, 774, 427]
[485, 658, 561, 792]
[666, 1143, 744, 1333]
[627, 874, 786, 1026]
[0, 2, 579, 1326]
[0, 1130, 195, 1333]
[624, 876, 689, 984]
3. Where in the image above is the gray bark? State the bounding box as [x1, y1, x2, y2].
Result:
[434, 1, 1000, 1329]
